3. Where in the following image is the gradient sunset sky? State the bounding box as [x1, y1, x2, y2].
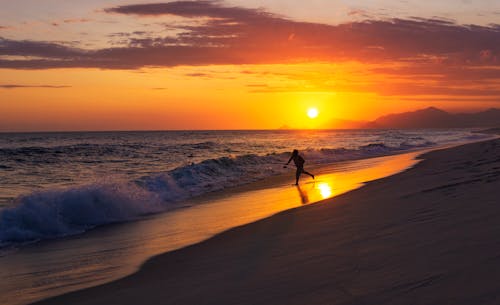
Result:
[1, 0, 499, 131]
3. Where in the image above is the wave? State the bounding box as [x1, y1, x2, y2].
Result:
[0, 183, 163, 246]
[463, 133, 494, 141]
[0, 142, 219, 156]
[0, 139, 455, 247]
[0, 144, 125, 165]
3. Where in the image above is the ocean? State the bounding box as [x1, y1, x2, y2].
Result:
[0, 129, 490, 247]
[0, 129, 493, 305]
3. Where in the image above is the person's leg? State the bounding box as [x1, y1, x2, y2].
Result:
[295, 167, 302, 185]
[302, 169, 315, 179]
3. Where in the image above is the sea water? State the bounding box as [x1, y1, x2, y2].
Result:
[0, 129, 490, 248]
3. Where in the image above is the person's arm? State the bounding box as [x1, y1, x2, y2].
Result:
[286, 154, 294, 165]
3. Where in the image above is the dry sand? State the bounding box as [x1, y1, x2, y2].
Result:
[32, 138, 500, 305]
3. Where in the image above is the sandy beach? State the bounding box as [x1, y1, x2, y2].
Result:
[4, 1, 500, 303]
[32, 138, 500, 305]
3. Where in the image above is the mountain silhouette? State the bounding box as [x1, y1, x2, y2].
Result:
[365, 107, 500, 129]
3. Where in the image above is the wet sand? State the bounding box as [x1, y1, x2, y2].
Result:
[32, 138, 500, 305]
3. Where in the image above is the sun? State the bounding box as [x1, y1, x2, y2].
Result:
[307, 108, 319, 119]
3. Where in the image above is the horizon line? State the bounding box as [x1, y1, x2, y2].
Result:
[0, 127, 488, 134]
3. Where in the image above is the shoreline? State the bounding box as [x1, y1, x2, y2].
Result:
[1, 146, 428, 305]
[30, 137, 500, 305]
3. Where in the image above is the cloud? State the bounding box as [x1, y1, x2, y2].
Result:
[51, 18, 92, 27]
[0, 0, 499, 73]
[104, 1, 274, 20]
[246, 83, 269, 87]
[0, 84, 71, 89]
[185, 72, 209, 77]
[376, 85, 500, 97]
[63, 18, 92, 24]
[347, 9, 371, 18]
[0, 37, 85, 59]
[397, 96, 500, 102]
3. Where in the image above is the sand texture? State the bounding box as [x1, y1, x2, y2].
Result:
[32, 139, 500, 305]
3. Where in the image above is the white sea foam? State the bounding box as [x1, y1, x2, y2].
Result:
[0, 183, 161, 246]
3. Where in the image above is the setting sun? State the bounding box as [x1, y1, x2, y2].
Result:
[307, 108, 319, 119]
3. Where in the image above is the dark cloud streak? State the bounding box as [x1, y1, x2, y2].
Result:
[63, 18, 92, 24]
[104, 1, 275, 20]
[0, 37, 86, 58]
[0, 84, 71, 89]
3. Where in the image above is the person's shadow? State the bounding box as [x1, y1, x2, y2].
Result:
[296, 184, 311, 205]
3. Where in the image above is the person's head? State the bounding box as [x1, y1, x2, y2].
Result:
[292, 149, 298, 156]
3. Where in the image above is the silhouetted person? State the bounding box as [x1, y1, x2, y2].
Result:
[285, 149, 314, 185]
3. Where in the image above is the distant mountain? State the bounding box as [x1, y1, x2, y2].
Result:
[366, 107, 500, 129]
[454, 108, 500, 127]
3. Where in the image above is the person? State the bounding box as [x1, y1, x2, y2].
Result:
[285, 149, 314, 185]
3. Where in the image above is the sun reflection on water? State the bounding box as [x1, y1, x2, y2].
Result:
[317, 182, 332, 199]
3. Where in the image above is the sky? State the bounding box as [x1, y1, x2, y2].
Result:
[1, 0, 499, 131]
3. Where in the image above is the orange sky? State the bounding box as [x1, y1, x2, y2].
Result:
[1, 1, 499, 131]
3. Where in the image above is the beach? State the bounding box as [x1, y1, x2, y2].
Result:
[1, 144, 426, 305]
[4, 129, 486, 305]
[30, 137, 500, 305]
[3, 0, 500, 303]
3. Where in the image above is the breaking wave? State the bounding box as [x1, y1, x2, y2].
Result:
[0, 139, 467, 247]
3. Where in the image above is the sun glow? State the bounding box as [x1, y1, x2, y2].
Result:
[317, 182, 332, 199]
[307, 108, 319, 119]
